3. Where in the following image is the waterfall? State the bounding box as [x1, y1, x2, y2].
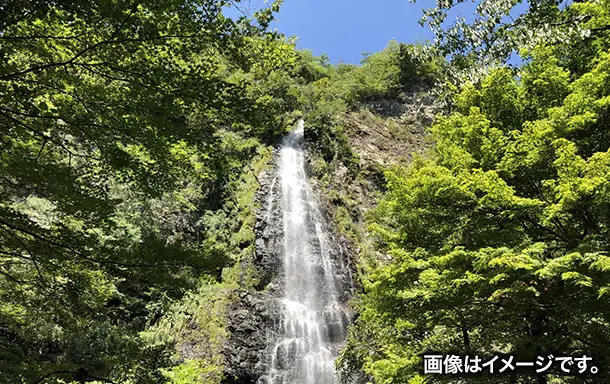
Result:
[266, 120, 351, 384]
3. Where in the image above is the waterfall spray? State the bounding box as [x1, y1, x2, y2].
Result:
[267, 120, 351, 384]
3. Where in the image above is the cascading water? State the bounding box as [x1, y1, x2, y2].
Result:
[266, 120, 352, 384]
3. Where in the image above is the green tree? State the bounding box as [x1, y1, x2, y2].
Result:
[416, 0, 610, 79]
[340, 5, 610, 383]
[0, 0, 297, 382]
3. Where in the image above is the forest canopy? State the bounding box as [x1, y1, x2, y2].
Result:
[339, 1, 610, 383]
[2, 0, 610, 383]
[0, 0, 299, 382]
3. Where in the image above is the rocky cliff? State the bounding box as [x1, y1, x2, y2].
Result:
[220, 89, 437, 383]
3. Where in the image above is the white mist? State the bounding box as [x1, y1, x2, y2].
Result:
[267, 120, 350, 384]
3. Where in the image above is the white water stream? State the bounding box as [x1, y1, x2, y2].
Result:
[267, 120, 350, 384]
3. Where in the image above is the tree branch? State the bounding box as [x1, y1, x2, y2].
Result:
[0, 3, 140, 81]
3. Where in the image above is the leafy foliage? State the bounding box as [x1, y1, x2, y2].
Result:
[144, 279, 230, 384]
[299, 41, 442, 169]
[417, 0, 610, 81]
[6, 0, 610, 383]
[0, 0, 298, 382]
[340, 3, 610, 383]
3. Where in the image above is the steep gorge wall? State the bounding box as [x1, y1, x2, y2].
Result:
[306, 90, 437, 274]
[222, 142, 355, 383]
[219, 88, 438, 383]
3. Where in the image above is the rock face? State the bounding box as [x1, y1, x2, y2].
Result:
[252, 162, 284, 292]
[222, 129, 357, 383]
[223, 291, 281, 383]
[222, 160, 284, 384]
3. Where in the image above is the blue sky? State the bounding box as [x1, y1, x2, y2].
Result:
[228, 0, 482, 64]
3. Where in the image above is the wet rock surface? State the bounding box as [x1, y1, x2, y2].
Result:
[223, 291, 282, 384]
[223, 128, 358, 383]
[222, 154, 284, 384]
[252, 162, 284, 292]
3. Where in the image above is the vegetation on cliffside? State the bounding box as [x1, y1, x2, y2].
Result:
[338, 1, 610, 384]
[2, 0, 610, 383]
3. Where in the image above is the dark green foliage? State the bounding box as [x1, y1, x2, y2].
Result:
[398, 43, 444, 89]
[0, 0, 298, 382]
